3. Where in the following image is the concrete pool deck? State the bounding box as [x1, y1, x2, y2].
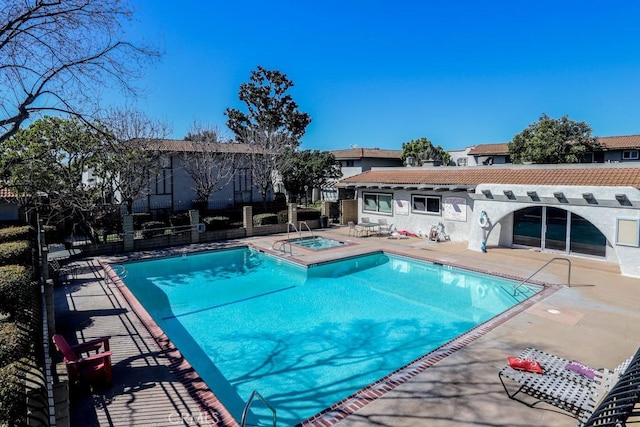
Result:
[53, 225, 640, 426]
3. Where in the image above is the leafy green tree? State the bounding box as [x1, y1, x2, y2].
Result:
[0, 116, 107, 237]
[401, 137, 451, 166]
[280, 149, 342, 201]
[225, 66, 312, 147]
[508, 114, 600, 164]
[226, 66, 312, 208]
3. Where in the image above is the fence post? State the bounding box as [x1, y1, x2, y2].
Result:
[288, 202, 298, 225]
[189, 210, 200, 244]
[123, 215, 134, 252]
[243, 206, 253, 237]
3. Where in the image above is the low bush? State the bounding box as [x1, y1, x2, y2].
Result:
[0, 265, 33, 319]
[296, 208, 321, 221]
[0, 241, 30, 265]
[277, 210, 288, 224]
[132, 213, 152, 229]
[202, 216, 230, 231]
[0, 358, 29, 425]
[0, 226, 30, 244]
[253, 213, 278, 226]
[0, 322, 29, 367]
[141, 221, 167, 238]
[170, 212, 191, 227]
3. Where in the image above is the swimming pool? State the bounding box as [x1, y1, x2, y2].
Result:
[287, 236, 347, 250]
[118, 248, 539, 425]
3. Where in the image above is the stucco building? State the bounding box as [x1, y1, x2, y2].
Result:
[337, 163, 640, 277]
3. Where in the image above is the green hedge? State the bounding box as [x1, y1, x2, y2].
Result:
[253, 213, 279, 226]
[277, 210, 288, 224]
[0, 241, 30, 265]
[132, 213, 152, 229]
[170, 212, 191, 227]
[0, 360, 25, 425]
[0, 322, 28, 368]
[0, 226, 30, 244]
[0, 265, 33, 319]
[203, 216, 230, 231]
[296, 208, 321, 221]
[141, 221, 167, 238]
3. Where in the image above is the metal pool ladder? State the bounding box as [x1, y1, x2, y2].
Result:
[272, 239, 293, 255]
[240, 390, 277, 427]
[287, 221, 315, 239]
[512, 257, 572, 296]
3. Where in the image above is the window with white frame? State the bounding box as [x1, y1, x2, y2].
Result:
[411, 195, 441, 215]
[622, 150, 639, 160]
[363, 192, 392, 214]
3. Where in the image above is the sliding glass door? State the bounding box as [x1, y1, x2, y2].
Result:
[512, 207, 605, 257]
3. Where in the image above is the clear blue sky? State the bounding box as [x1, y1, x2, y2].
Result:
[121, 0, 640, 151]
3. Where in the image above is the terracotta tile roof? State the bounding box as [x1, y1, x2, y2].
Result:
[331, 148, 403, 160]
[339, 165, 640, 188]
[154, 139, 264, 154]
[0, 187, 16, 198]
[465, 135, 640, 156]
[598, 135, 640, 150]
[467, 143, 510, 156]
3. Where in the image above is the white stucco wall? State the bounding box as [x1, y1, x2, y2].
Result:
[467, 184, 640, 277]
[356, 189, 475, 241]
[353, 183, 640, 277]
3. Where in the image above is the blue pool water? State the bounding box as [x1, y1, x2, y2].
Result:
[120, 248, 538, 425]
[287, 236, 346, 250]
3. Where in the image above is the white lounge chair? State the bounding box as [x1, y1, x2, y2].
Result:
[499, 347, 637, 425]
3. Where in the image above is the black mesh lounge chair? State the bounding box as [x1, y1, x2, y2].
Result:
[582, 355, 640, 427]
[499, 347, 635, 425]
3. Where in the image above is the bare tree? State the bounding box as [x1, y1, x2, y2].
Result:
[97, 108, 171, 214]
[182, 124, 237, 207]
[239, 127, 287, 209]
[0, 0, 160, 143]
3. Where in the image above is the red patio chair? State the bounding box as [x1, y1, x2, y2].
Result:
[52, 334, 113, 386]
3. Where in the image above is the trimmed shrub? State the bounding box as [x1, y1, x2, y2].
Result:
[0, 241, 30, 266]
[170, 212, 191, 227]
[141, 221, 167, 238]
[0, 266, 32, 318]
[296, 208, 321, 221]
[0, 226, 30, 243]
[132, 213, 152, 229]
[202, 216, 230, 231]
[253, 213, 278, 226]
[0, 322, 28, 367]
[277, 210, 288, 224]
[0, 358, 29, 425]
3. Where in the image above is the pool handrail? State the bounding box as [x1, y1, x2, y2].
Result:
[287, 221, 315, 240]
[272, 239, 293, 255]
[240, 390, 276, 427]
[298, 221, 315, 238]
[512, 257, 571, 295]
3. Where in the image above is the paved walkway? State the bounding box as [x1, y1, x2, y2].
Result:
[53, 226, 640, 426]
